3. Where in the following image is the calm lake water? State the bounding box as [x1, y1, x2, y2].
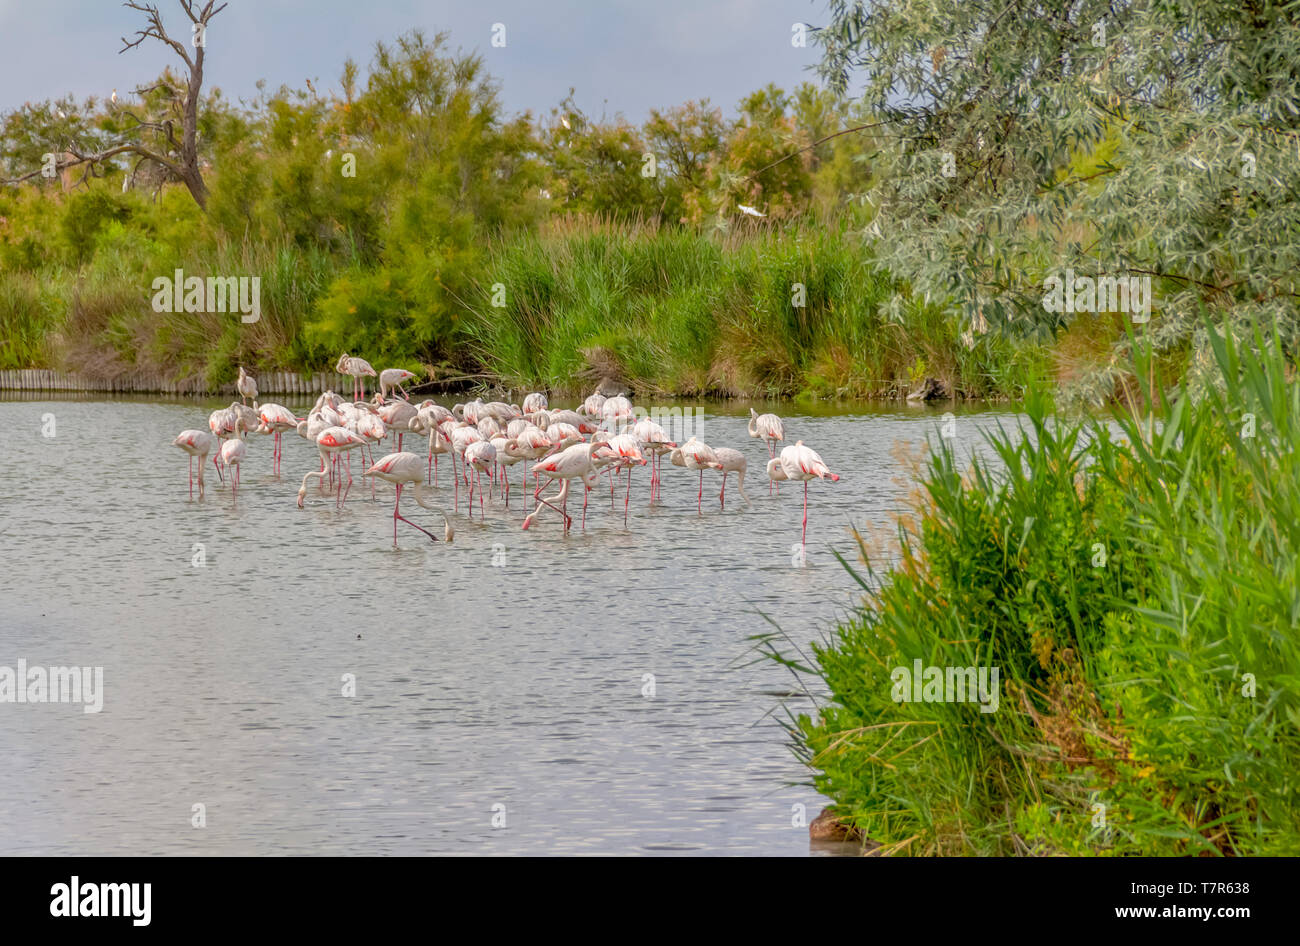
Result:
[0, 396, 1018, 855]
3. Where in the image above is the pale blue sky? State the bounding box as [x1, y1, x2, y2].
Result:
[0, 0, 828, 121]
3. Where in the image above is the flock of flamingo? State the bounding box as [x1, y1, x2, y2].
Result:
[170, 354, 840, 548]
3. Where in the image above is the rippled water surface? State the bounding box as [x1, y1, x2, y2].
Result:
[0, 396, 1018, 855]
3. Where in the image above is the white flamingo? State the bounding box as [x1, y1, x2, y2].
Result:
[779, 441, 840, 548]
[378, 368, 417, 401]
[670, 437, 723, 514]
[362, 452, 452, 547]
[172, 429, 216, 498]
[336, 353, 377, 401]
[236, 366, 258, 406]
[523, 441, 607, 532]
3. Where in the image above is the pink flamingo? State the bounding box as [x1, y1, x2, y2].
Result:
[463, 440, 497, 519]
[523, 441, 605, 532]
[750, 408, 784, 492]
[378, 368, 417, 401]
[601, 395, 634, 429]
[376, 399, 417, 451]
[219, 421, 247, 495]
[412, 404, 453, 483]
[172, 429, 216, 498]
[450, 426, 485, 510]
[363, 452, 453, 547]
[513, 425, 554, 496]
[712, 447, 751, 509]
[297, 426, 367, 509]
[491, 436, 525, 508]
[256, 402, 298, 476]
[671, 437, 723, 514]
[632, 417, 676, 503]
[207, 406, 236, 484]
[779, 441, 839, 548]
[595, 433, 646, 526]
[236, 366, 258, 406]
[336, 352, 377, 401]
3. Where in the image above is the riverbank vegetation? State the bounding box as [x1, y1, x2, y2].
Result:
[773, 328, 1300, 855]
[762, 0, 1300, 855]
[2, 27, 1065, 398]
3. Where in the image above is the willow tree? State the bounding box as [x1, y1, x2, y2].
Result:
[814, 0, 1300, 395]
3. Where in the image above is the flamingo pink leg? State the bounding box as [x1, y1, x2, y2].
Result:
[624, 466, 632, 527]
[527, 476, 571, 529]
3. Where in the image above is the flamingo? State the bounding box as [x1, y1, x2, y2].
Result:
[523, 441, 606, 532]
[712, 447, 751, 508]
[236, 366, 258, 406]
[255, 402, 298, 476]
[595, 433, 646, 526]
[376, 399, 417, 451]
[749, 408, 785, 492]
[670, 437, 723, 514]
[601, 395, 634, 430]
[453, 399, 485, 424]
[450, 426, 485, 510]
[351, 410, 387, 496]
[378, 368, 417, 401]
[779, 441, 839, 549]
[513, 425, 554, 495]
[230, 401, 259, 437]
[297, 425, 367, 509]
[411, 406, 452, 484]
[522, 392, 548, 414]
[362, 452, 452, 548]
[491, 436, 525, 508]
[464, 440, 497, 519]
[582, 392, 606, 418]
[219, 421, 247, 495]
[172, 429, 216, 498]
[207, 406, 235, 484]
[336, 353, 376, 401]
[480, 401, 521, 424]
[549, 409, 601, 434]
[545, 422, 583, 450]
[632, 418, 676, 503]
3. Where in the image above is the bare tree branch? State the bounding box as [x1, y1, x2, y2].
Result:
[121, 2, 192, 71]
[2, 143, 182, 187]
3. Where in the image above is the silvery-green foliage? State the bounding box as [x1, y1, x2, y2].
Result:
[815, 0, 1300, 386]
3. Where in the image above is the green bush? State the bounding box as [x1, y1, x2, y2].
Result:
[777, 324, 1300, 855]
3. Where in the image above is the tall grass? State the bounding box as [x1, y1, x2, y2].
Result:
[0, 272, 61, 369]
[0, 222, 339, 385]
[772, 322, 1300, 855]
[463, 217, 1049, 399]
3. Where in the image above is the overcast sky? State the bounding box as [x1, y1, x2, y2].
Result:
[0, 0, 830, 121]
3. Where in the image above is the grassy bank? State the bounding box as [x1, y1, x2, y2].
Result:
[0, 193, 1051, 398]
[770, 325, 1300, 855]
[463, 218, 1050, 399]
